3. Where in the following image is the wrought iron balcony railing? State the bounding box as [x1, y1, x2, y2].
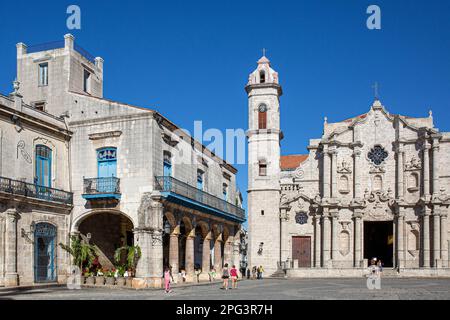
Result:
[82, 177, 121, 200]
[154, 176, 245, 221]
[0, 176, 73, 205]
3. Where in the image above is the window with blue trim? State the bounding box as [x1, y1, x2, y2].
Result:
[35, 145, 52, 187]
[163, 151, 172, 177]
[97, 147, 117, 178]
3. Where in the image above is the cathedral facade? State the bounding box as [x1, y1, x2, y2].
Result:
[247, 56, 450, 277]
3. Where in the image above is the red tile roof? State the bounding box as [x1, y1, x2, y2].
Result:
[280, 155, 308, 171]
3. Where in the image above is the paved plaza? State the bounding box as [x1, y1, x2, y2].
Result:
[1, 278, 450, 300]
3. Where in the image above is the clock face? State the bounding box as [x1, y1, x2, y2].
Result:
[258, 104, 268, 113]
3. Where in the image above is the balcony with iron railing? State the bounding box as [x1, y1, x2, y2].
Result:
[154, 176, 245, 223]
[0, 176, 73, 205]
[82, 177, 121, 200]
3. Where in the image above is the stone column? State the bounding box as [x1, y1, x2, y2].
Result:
[422, 207, 431, 268]
[397, 144, 404, 199]
[185, 233, 195, 282]
[322, 210, 331, 268]
[432, 206, 441, 267]
[353, 210, 362, 268]
[331, 210, 339, 263]
[169, 231, 179, 275]
[202, 234, 211, 276]
[214, 236, 223, 271]
[396, 208, 405, 269]
[440, 211, 448, 268]
[330, 148, 338, 199]
[134, 194, 164, 288]
[431, 136, 441, 196]
[5, 209, 18, 287]
[223, 237, 233, 266]
[423, 142, 431, 197]
[280, 208, 289, 264]
[314, 214, 321, 268]
[353, 147, 362, 199]
[323, 145, 331, 199]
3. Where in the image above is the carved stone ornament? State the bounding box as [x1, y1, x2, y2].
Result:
[17, 140, 32, 164]
[405, 155, 422, 171]
[369, 165, 386, 174]
[364, 188, 395, 221]
[337, 159, 352, 174]
[293, 166, 305, 180]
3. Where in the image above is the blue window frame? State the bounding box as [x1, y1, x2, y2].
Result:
[163, 152, 172, 177]
[34, 223, 57, 283]
[35, 145, 52, 188]
[97, 147, 117, 178]
[223, 183, 228, 201]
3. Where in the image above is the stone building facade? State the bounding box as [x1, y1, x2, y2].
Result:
[0, 85, 73, 287]
[247, 56, 450, 277]
[0, 34, 245, 288]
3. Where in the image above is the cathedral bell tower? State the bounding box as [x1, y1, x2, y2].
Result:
[246, 55, 283, 273]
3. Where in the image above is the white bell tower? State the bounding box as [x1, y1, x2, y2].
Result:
[246, 54, 283, 274]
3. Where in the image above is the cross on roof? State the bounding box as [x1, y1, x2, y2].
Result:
[372, 82, 380, 100]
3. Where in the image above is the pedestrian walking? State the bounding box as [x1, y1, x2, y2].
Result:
[230, 265, 239, 289]
[377, 260, 383, 276]
[221, 263, 230, 290]
[209, 267, 217, 282]
[258, 265, 264, 279]
[252, 266, 257, 280]
[246, 268, 250, 279]
[164, 267, 173, 294]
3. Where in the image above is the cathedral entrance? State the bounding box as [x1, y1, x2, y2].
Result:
[292, 236, 311, 268]
[364, 221, 394, 267]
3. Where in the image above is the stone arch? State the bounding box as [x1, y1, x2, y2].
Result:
[75, 210, 134, 269]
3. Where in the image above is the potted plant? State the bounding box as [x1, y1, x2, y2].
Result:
[95, 268, 106, 286]
[59, 235, 96, 284]
[84, 270, 95, 285]
[114, 244, 142, 287]
[105, 268, 116, 286]
[116, 265, 126, 286]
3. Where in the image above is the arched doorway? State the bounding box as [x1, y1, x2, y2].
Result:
[78, 212, 134, 268]
[34, 223, 57, 283]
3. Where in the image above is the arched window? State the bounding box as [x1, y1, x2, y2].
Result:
[35, 145, 52, 187]
[97, 147, 117, 178]
[259, 160, 267, 176]
[373, 175, 383, 191]
[163, 151, 172, 177]
[258, 104, 268, 129]
[260, 70, 266, 84]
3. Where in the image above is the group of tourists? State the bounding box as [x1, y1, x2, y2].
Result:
[163, 264, 263, 293]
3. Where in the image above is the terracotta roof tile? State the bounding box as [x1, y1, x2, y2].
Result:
[280, 154, 308, 171]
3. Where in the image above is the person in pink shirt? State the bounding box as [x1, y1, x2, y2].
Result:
[164, 267, 173, 294]
[230, 265, 239, 289]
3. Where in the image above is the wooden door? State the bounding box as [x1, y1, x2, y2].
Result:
[292, 236, 311, 268]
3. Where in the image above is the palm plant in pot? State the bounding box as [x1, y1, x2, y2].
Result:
[114, 245, 142, 287]
[59, 235, 96, 286]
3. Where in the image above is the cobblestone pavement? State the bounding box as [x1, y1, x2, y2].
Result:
[1, 278, 450, 300]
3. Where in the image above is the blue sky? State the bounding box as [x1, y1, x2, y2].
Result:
[1, 0, 450, 219]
